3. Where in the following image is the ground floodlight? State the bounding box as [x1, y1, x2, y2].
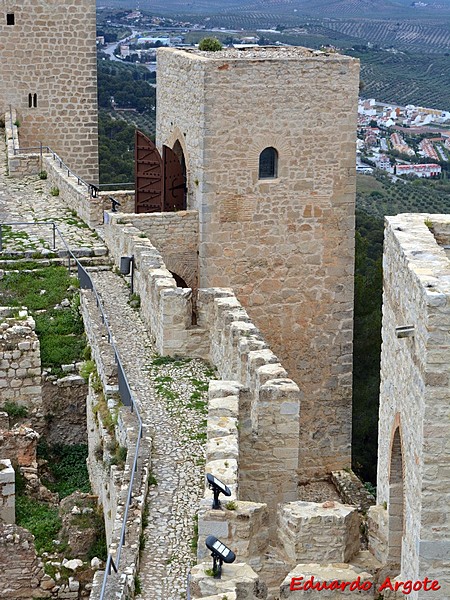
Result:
[206, 473, 231, 510]
[205, 535, 236, 579]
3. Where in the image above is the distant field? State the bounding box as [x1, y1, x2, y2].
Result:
[326, 19, 450, 53]
[347, 48, 450, 111]
[356, 172, 450, 220]
[100, 0, 450, 20]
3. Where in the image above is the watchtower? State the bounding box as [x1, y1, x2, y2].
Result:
[0, 0, 98, 183]
[157, 46, 360, 481]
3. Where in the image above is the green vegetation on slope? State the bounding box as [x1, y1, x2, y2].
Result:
[353, 171, 450, 483]
[38, 442, 91, 499]
[0, 265, 86, 375]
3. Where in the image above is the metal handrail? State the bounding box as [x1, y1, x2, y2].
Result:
[7, 106, 99, 197]
[0, 220, 143, 599]
[0, 221, 56, 252]
[98, 182, 134, 190]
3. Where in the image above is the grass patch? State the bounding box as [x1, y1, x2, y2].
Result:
[0, 266, 86, 373]
[191, 513, 198, 554]
[37, 442, 90, 499]
[1, 401, 28, 418]
[16, 495, 61, 553]
[93, 393, 116, 434]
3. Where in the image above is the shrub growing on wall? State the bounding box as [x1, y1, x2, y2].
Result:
[198, 37, 222, 51]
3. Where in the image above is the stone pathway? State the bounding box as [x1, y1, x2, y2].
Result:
[0, 140, 106, 255]
[90, 270, 211, 600]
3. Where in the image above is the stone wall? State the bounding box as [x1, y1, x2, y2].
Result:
[100, 191, 135, 215]
[197, 294, 300, 521]
[0, 308, 43, 421]
[0, 0, 99, 183]
[157, 46, 359, 482]
[108, 210, 199, 290]
[0, 458, 15, 524]
[42, 154, 104, 226]
[0, 524, 46, 599]
[42, 376, 87, 445]
[5, 109, 40, 177]
[376, 214, 450, 597]
[103, 215, 208, 357]
[277, 501, 360, 566]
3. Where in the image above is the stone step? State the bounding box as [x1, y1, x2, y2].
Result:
[0, 255, 113, 270]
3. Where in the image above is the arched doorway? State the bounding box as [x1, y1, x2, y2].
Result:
[169, 271, 189, 289]
[388, 427, 404, 567]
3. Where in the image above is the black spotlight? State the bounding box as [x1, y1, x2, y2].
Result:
[205, 535, 236, 579]
[206, 473, 232, 510]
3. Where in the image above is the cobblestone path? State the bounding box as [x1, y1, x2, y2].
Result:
[90, 270, 209, 600]
[0, 142, 105, 255]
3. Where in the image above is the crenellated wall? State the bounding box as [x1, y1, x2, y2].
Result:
[109, 210, 199, 290]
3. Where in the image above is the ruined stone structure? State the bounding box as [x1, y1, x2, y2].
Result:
[0, 0, 98, 183]
[368, 213, 450, 598]
[157, 47, 360, 481]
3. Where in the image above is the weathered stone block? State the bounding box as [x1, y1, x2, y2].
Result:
[277, 501, 360, 564]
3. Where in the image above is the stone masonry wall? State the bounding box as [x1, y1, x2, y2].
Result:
[0, 308, 43, 421]
[42, 376, 87, 445]
[111, 210, 199, 290]
[104, 215, 208, 357]
[157, 47, 359, 482]
[0, 458, 15, 524]
[5, 109, 40, 177]
[377, 214, 450, 598]
[197, 291, 300, 523]
[0, 524, 46, 599]
[0, 0, 99, 183]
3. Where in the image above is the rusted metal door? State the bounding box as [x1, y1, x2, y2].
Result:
[135, 130, 163, 213]
[163, 145, 186, 212]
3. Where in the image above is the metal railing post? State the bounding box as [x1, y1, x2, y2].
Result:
[0, 224, 2, 252]
[52, 223, 56, 250]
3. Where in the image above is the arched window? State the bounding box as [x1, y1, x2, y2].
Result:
[258, 147, 278, 179]
[28, 93, 32, 108]
[33, 93, 38, 108]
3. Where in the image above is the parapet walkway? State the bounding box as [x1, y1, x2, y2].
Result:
[90, 270, 208, 600]
[0, 146, 209, 598]
[0, 141, 106, 256]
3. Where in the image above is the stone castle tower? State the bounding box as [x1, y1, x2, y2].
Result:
[156, 47, 360, 481]
[0, 0, 98, 183]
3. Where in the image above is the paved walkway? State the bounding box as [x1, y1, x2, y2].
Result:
[0, 140, 106, 255]
[1, 139, 210, 598]
[91, 270, 209, 600]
